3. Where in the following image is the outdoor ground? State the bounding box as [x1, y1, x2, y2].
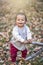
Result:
[0, 0, 43, 65]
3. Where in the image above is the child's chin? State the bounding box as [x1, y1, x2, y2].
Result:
[18, 25, 24, 27]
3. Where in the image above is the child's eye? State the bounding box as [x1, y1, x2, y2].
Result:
[21, 19, 24, 21]
[17, 19, 20, 21]
[17, 19, 24, 21]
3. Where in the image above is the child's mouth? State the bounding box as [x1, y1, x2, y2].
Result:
[19, 23, 23, 24]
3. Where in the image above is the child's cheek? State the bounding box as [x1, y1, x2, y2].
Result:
[22, 21, 25, 23]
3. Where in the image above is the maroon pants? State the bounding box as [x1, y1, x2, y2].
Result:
[10, 44, 27, 62]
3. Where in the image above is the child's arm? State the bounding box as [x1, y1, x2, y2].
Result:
[12, 27, 25, 43]
[12, 27, 32, 44]
[21, 39, 32, 44]
[24, 26, 32, 44]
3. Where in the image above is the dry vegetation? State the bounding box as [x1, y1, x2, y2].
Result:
[0, 0, 43, 65]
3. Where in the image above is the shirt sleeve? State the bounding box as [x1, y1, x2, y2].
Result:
[12, 27, 25, 42]
[26, 27, 32, 40]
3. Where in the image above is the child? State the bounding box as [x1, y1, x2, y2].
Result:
[10, 12, 32, 64]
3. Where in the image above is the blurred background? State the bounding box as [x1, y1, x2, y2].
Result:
[0, 0, 43, 42]
[0, 0, 43, 65]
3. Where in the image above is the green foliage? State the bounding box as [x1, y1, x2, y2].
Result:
[1, 37, 6, 43]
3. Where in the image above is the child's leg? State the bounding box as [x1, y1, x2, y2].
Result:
[10, 43, 18, 62]
[22, 49, 27, 58]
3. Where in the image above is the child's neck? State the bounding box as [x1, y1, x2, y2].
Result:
[17, 25, 25, 29]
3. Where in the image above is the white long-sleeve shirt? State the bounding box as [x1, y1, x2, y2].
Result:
[11, 25, 32, 50]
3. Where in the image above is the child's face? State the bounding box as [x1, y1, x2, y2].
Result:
[16, 14, 26, 27]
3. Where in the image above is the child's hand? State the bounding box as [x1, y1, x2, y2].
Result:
[27, 39, 32, 44]
[20, 39, 32, 44]
[23, 40, 32, 44]
[22, 40, 28, 44]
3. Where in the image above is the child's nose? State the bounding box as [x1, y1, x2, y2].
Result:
[19, 20, 22, 22]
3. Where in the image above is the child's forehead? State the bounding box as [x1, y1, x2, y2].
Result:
[17, 14, 25, 18]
